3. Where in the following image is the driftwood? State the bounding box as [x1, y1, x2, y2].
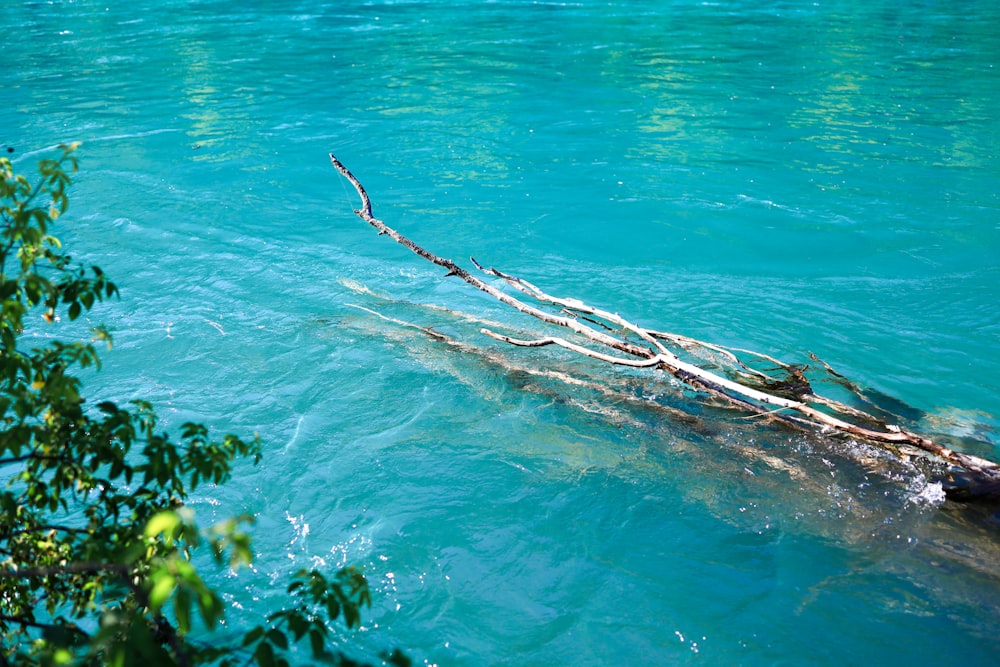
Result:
[329, 153, 1000, 502]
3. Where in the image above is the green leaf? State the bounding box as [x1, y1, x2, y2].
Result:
[308, 627, 325, 657]
[196, 588, 225, 629]
[254, 640, 276, 667]
[286, 611, 308, 641]
[384, 649, 413, 667]
[144, 511, 180, 541]
[175, 588, 193, 634]
[242, 625, 265, 647]
[326, 598, 341, 624]
[343, 603, 360, 629]
[266, 628, 289, 650]
[148, 572, 176, 611]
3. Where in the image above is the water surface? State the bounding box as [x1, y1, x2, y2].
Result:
[3, 1, 999, 664]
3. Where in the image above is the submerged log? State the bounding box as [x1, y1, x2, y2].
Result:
[329, 153, 1000, 502]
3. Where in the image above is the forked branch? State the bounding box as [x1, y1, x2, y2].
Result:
[330, 154, 1000, 499]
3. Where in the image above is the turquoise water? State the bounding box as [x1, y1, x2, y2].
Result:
[4, 0, 1000, 664]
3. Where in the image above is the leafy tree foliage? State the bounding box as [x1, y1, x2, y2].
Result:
[0, 146, 405, 666]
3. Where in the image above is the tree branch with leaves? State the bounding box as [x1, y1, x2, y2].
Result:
[1, 146, 407, 666]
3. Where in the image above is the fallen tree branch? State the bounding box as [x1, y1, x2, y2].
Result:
[330, 153, 1000, 500]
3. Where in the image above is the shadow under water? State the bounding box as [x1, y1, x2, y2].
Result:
[334, 280, 998, 508]
[319, 278, 1000, 648]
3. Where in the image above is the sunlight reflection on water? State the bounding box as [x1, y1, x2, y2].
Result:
[3, 0, 999, 664]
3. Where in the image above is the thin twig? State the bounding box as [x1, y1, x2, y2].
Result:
[0, 562, 129, 579]
[0, 614, 88, 637]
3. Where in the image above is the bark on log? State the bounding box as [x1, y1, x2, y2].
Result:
[329, 153, 1000, 501]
